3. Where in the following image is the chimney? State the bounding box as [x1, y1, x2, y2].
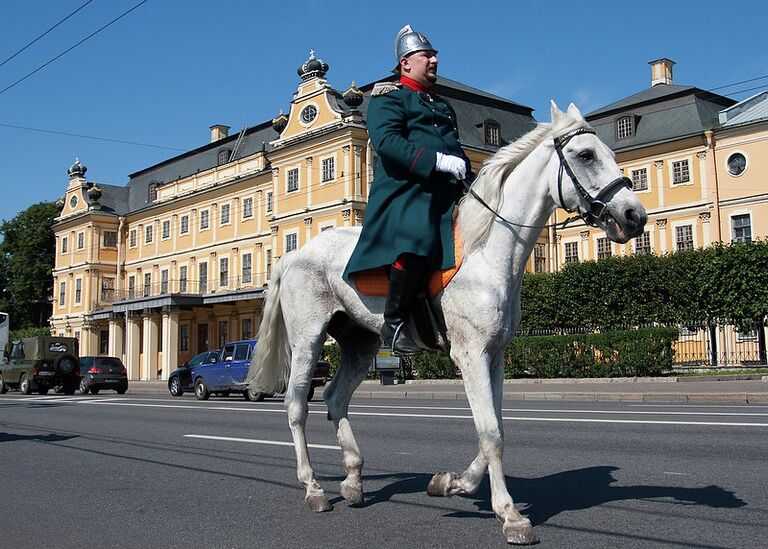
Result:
[210, 124, 230, 142]
[649, 58, 675, 86]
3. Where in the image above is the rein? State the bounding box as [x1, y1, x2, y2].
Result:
[463, 127, 631, 231]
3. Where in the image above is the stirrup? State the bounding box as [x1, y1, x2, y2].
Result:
[390, 323, 422, 356]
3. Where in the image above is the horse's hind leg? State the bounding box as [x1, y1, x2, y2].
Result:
[325, 326, 380, 505]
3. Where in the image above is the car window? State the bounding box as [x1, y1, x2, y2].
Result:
[80, 357, 91, 370]
[96, 358, 122, 369]
[205, 351, 218, 363]
[234, 344, 249, 361]
[189, 353, 206, 367]
[11, 343, 24, 360]
[221, 345, 236, 362]
[49, 342, 67, 353]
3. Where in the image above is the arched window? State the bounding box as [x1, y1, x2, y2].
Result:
[217, 148, 231, 166]
[148, 181, 159, 203]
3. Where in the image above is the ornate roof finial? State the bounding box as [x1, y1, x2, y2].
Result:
[297, 50, 329, 81]
[68, 157, 87, 179]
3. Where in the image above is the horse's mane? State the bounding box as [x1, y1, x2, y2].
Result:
[457, 113, 591, 254]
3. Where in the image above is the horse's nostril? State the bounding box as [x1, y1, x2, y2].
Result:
[625, 208, 645, 226]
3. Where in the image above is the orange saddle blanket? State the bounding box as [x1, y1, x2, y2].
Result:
[352, 228, 464, 298]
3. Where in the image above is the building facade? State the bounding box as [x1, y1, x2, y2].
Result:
[50, 52, 537, 380]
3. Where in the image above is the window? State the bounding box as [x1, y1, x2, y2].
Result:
[99, 330, 109, 355]
[59, 281, 66, 306]
[145, 225, 153, 244]
[672, 159, 690, 184]
[242, 197, 253, 219]
[675, 224, 694, 251]
[148, 182, 159, 202]
[285, 233, 298, 253]
[534, 243, 546, 273]
[732, 214, 752, 243]
[101, 277, 115, 302]
[162, 220, 170, 239]
[103, 231, 117, 248]
[217, 149, 230, 166]
[180, 215, 189, 234]
[564, 242, 579, 264]
[129, 229, 137, 247]
[61, 237, 68, 253]
[199, 262, 208, 293]
[322, 157, 335, 182]
[287, 168, 299, 193]
[77, 232, 84, 250]
[242, 253, 252, 284]
[143, 273, 152, 297]
[220, 203, 230, 225]
[266, 249, 272, 279]
[234, 343, 250, 361]
[75, 278, 82, 304]
[634, 231, 652, 254]
[180, 324, 190, 352]
[727, 152, 747, 176]
[128, 276, 136, 299]
[597, 237, 612, 260]
[179, 265, 188, 293]
[631, 168, 648, 191]
[266, 192, 273, 213]
[218, 320, 228, 349]
[616, 116, 633, 139]
[484, 120, 501, 146]
[200, 210, 210, 230]
[219, 257, 229, 287]
[241, 318, 252, 340]
[161, 269, 169, 294]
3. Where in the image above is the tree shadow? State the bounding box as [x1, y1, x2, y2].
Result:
[337, 466, 745, 525]
[0, 431, 79, 443]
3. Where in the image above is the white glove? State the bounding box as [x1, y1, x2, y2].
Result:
[435, 152, 467, 180]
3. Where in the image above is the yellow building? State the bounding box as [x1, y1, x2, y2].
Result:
[50, 52, 537, 380]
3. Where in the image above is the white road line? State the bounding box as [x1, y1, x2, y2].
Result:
[184, 434, 340, 450]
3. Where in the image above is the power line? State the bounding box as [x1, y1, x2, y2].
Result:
[722, 83, 768, 99]
[0, 0, 95, 69]
[0, 122, 186, 151]
[709, 74, 768, 92]
[0, 0, 150, 97]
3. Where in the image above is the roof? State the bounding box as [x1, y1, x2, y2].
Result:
[719, 92, 768, 127]
[585, 83, 735, 152]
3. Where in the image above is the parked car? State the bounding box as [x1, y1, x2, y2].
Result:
[246, 360, 331, 402]
[191, 340, 257, 400]
[0, 335, 80, 395]
[79, 356, 128, 395]
[168, 350, 218, 397]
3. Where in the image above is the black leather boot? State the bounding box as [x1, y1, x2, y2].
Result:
[380, 265, 425, 356]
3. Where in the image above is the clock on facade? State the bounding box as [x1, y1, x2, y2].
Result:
[300, 105, 318, 124]
[69, 195, 78, 208]
[727, 153, 746, 176]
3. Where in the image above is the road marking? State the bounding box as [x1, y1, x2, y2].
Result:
[663, 471, 688, 476]
[184, 434, 340, 450]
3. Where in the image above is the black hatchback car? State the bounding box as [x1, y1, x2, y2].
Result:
[168, 350, 218, 397]
[79, 356, 128, 395]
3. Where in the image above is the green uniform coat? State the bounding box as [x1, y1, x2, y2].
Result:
[343, 83, 468, 280]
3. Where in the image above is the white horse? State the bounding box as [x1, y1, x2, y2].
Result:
[245, 102, 647, 545]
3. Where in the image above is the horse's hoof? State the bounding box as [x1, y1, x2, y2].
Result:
[340, 481, 364, 505]
[503, 522, 539, 545]
[306, 494, 333, 512]
[426, 472, 458, 497]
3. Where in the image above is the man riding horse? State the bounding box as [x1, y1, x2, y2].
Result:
[343, 25, 471, 356]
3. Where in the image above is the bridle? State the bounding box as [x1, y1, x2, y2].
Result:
[463, 127, 632, 230]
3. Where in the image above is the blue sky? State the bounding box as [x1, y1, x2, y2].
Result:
[1, 0, 766, 223]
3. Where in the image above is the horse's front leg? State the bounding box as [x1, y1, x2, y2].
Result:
[456, 349, 538, 545]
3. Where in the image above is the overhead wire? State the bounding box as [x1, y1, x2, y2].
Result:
[0, 0, 95, 69]
[0, 122, 187, 151]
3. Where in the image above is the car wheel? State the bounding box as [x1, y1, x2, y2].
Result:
[62, 384, 76, 395]
[246, 387, 266, 402]
[79, 378, 90, 395]
[89, 387, 100, 395]
[0, 373, 8, 394]
[169, 377, 183, 397]
[38, 387, 50, 395]
[116, 385, 127, 395]
[19, 374, 32, 395]
[195, 379, 210, 400]
[306, 386, 315, 401]
[53, 353, 78, 375]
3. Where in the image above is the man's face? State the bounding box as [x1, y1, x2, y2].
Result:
[400, 50, 438, 86]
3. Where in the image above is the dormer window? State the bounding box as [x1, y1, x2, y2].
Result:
[217, 149, 231, 166]
[616, 116, 634, 139]
[148, 181, 159, 203]
[484, 119, 501, 147]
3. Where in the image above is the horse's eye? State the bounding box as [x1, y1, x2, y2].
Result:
[578, 150, 595, 162]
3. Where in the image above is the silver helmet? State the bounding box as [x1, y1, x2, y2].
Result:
[393, 25, 437, 66]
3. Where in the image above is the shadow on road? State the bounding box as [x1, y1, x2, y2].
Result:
[0, 431, 79, 443]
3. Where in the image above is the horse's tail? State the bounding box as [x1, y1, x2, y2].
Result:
[244, 253, 296, 395]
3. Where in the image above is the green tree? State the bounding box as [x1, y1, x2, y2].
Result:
[0, 201, 59, 329]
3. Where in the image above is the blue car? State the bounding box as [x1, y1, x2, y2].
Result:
[191, 340, 256, 400]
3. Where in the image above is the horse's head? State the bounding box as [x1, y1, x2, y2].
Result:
[549, 101, 647, 243]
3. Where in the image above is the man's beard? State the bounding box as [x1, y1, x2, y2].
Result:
[426, 65, 438, 83]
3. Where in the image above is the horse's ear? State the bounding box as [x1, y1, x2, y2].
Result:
[550, 100, 562, 123]
[566, 103, 585, 121]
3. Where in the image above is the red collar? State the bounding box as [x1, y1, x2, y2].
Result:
[400, 76, 429, 93]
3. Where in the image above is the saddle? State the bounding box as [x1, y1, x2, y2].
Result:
[352, 228, 464, 352]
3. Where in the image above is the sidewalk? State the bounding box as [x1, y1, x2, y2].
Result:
[128, 375, 768, 404]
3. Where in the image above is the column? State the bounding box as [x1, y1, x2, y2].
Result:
[161, 309, 179, 381]
[697, 150, 708, 202]
[342, 145, 351, 198]
[233, 197, 240, 239]
[580, 230, 590, 261]
[305, 157, 313, 208]
[231, 247, 239, 288]
[211, 203, 218, 243]
[304, 217, 312, 243]
[142, 312, 160, 380]
[656, 218, 668, 254]
[81, 321, 98, 356]
[125, 313, 141, 380]
[108, 317, 125, 363]
[342, 209, 351, 227]
[271, 168, 280, 215]
[654, 160, 665, 208]
[699, 212, 712, 248]
[172, 214, 178, 254]
[353, 145, 363, 200]
[270, 226, 279, 260]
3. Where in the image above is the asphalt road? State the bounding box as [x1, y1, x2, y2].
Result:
[1, 393, 766, 548]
